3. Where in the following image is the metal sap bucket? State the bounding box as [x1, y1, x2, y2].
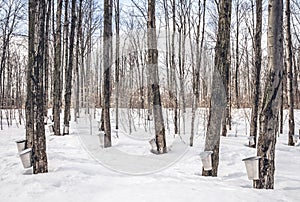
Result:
[49, 115, 54, 122]
[200, 151, 213, 171]
[293, 135, 299, 144]
[63, 125, 69, 135]
[149, 138, 157, 151]
[48, 124, 54, 133]
[98, 131, 104, 148]
[44, 116, 48, 125]
[19, 148, 32, 168]
[242, 156, 261, 180]
[16, 140, 27, 153]
[248, 136, 255, 146]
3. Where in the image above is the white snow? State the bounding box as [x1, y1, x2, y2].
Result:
[0, 108, 300, 202]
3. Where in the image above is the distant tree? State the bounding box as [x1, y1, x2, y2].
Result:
[190, 0, 206, 146]
[115, 0, 120, 130]
[285, 0, 295, 146]
[0, 0, 24, 130]
[254, 0, 283, 189]
[44, 0, 52, 117]
[74, 0, 83, 121]
[63, 0, 77, 134]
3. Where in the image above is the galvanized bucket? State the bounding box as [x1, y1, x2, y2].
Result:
[200, 151, 213, 171]
[149, 138, 157, 151]
[48, 124, 54, 133]
[19, 148, 32, 168]
[63, 125, 69, 135]
[98, 131, 104, 148]
[242, 156, 261, 180]
[16, 140, 27, 153]
[44, 116, 48, 125]
[248, 136, 255, 146]
[293, 135, 299, 144]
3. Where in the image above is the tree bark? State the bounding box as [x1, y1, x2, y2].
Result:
[103, 0, 112, 148]
[285, 0, 295, 146]
[63, 0, 77, 134]
[191, 0, 206, 146]
[74, 0, 83, 121]
[253, 0, 283, 189]
[249, 0, 262, 148]
[115, 0, 120, 130]
[44, 0, 51, 117]
[53, 0, 63, 136]
[171, 0, 178, 134]
[235, 0, 240, 109]
[148, 0, 167, 154]
[202, 0, 231, 177]
[26, 0, 36, 148]
[33, 0, 48, 174]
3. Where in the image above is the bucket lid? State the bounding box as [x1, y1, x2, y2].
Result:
[19, 148, 32, 156]
[242, 156, 261, 161]
[200, 151, 213, 158]
[16, 140, 26, 143]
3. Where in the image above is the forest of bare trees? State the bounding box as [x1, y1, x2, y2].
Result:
[1, 0, 300, 189]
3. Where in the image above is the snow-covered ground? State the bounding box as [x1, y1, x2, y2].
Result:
[0, 108, 300, 202]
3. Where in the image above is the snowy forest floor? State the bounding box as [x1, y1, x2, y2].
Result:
[0, 108, 300, 202]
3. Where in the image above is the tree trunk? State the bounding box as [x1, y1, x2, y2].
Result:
[235, 0, 240, 108]
[148, 0, 167, 154]
[249, 0, 262, 148]
[74, 0, 83, 121]
[253, 0, 283, 189]
[26, 0, 36, 148]
[191, 0, 206, 146]
[33, 0, 48, 174]
[115, 0, 120, 130]
[285, 0, 295, 146]
[53, 0, 63, 136]
[103, 0, 112, 148]
[63, 0, 76, 134]
[44, 0, 51, 117]
[171, 0, 178, 134]
[202, 0, 231, 177]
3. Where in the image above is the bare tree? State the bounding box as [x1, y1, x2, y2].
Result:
[53, 0, 63, 136]
[254, 0, 283, 189]
[44, 0, 52, 117]
[63, 0, 77, 134]
[148, 0, 167, 154]
[249, 0, 262, 148]
[32, 0, 48, 174]
[202, 0, 232, 177]
[115, 0, 120, 130]
[285, 0, 295, 146]
[103, 0, 112, 147]
[26, 0, 36, 148]
[190, 0, 206, 146]
[171, 0, 178, 134]
[0, 0, 24, 130]
[74, 0, 83, 121]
